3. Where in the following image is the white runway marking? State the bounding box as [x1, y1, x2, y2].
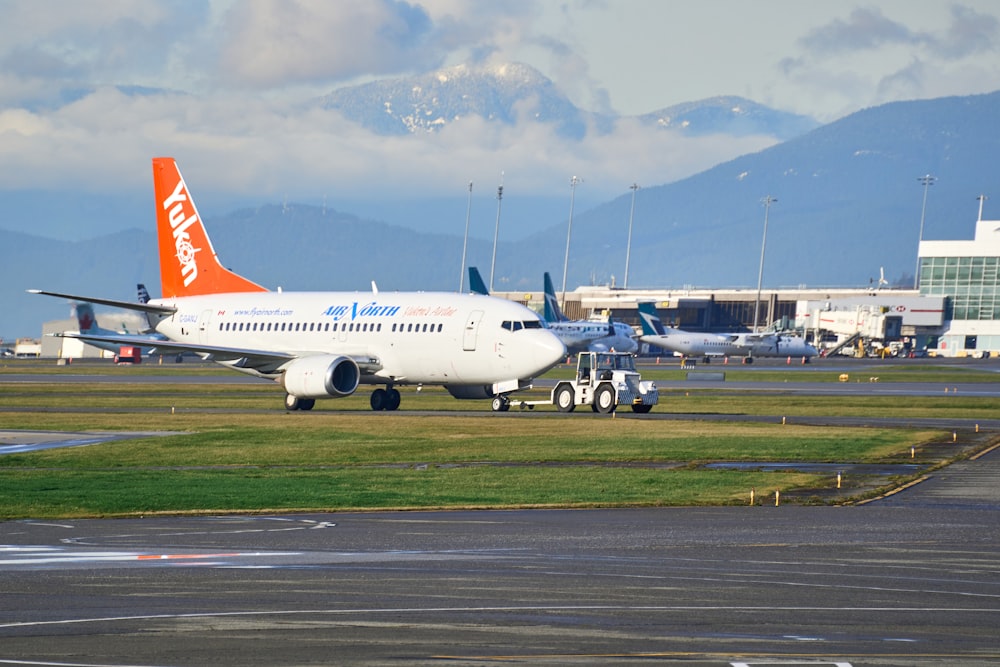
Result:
[0, 545, 300, 567]
[0, 430, 179, 455]
[1, 605, 996, 630]
[58, 517, 336, 546]
[731, 662, 852, 666]
[0, 660, 169, 667]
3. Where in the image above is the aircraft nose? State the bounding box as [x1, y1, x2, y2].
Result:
[533, 330, 568, 369]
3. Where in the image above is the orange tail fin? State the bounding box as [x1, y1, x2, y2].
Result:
[152, 157, 267, 298]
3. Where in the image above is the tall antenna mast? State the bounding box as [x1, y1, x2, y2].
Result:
[489, 172, 504, 293]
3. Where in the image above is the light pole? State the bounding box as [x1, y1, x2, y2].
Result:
[459, 181, 472, 292]
[489, 173, 504, 293]
[561, 176, 581, 309]
[752, 195, 777, 333]
[914, 174, 935, 289]
[624, 183, 639, 289]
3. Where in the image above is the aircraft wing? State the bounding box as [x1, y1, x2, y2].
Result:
[29, 289, 177, 316]
[53, 331, 296, 365]
[729, 332, 776, 348]
[54, 332, 385, 375]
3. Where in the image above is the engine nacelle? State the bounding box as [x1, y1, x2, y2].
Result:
[280, 355, 360, 399]
[444, 384, 493, 400]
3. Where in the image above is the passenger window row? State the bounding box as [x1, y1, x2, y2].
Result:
[217, 321, 446, 333]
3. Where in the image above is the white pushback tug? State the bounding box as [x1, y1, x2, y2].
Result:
[513, 351, 658, 414]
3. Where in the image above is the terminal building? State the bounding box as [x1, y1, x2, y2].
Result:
[916, 198, 1000, 356]
[492, 199, 995, 359]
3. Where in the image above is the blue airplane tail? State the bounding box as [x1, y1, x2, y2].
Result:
[542, 272, 568, 323]
[468, 267, 489, 295]
[636, 302, 668, 336]
[137, 283, 158, 329]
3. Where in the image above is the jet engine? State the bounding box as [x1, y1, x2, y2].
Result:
[444, 384, 494, 400]
[280, 355, 360, 399]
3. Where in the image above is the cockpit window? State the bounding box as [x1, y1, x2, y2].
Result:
[502, 319, 543, 331]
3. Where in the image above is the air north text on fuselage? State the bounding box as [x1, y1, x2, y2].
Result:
[320, 302, 461, 321]
[322, 301, 403, 321]
[162, 179, 202, 287]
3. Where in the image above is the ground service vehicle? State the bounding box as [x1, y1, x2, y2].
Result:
[515, 351, 658, 414]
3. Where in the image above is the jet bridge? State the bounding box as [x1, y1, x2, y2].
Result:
[803, 303, 904, 356]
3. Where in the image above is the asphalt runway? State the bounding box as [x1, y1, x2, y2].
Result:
[2, 494, 1000, 666]
[2, 362, 1000, 665]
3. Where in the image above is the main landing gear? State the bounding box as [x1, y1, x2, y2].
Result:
[284, 394, 316, 411]
[369, 386, 401, 411]
[283, 386, 401, 412]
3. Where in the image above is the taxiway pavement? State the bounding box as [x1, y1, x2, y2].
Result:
[1, 450, 999, 666]
[2, 362, 999, 665]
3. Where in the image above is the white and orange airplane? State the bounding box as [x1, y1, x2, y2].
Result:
[32, 158, 565, 411]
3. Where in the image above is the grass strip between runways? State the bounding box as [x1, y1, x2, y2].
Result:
[0, 412, 951, 518]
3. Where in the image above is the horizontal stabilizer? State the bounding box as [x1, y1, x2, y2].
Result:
[28, 289, 177, 316]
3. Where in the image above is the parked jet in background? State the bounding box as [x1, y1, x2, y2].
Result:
[469, 267, 635, 354]
[637, 301, 817, 363]
[70, 299, 167, 357]
[32, 157, 565, 411]
[543, 272, 637, 354]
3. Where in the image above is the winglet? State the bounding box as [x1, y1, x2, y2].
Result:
[152, 157, 267, 298]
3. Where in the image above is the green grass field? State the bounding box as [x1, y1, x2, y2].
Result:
[1, 358, 996, 518]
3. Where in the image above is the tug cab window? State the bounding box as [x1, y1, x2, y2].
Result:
[578, 354, 592, 384]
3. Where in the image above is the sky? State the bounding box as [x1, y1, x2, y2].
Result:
[1, 0, 999, 229]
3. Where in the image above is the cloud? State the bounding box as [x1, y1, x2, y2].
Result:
[875, 58, 926, 102]
[779, 5, 1000, 120]
[799, 8, 918, 55]
[213, 0, 446, 87]
[0, 1, 771, 205]
[0, 0, 532, 95]
[0, 84, 774, 207]
[207, 0, 569, 94]
[931, 5, 1000, 59]
[799, 5, 999, 62]
[0, 1, 208, 84]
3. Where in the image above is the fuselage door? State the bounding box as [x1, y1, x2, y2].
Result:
[197, 309, 213, 344]
[463, 310, 484, 351]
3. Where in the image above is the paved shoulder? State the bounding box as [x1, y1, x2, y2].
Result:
[875, 441, 1000, 508]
